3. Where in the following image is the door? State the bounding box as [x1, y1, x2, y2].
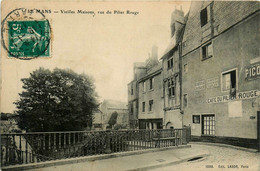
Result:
[202, 114, 215, 135]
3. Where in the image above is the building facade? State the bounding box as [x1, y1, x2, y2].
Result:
[138, 61, 163, 130]
[181, 1, 260, 148]
[128, 47, 164, 129]
[127, 1, 260, 149]
[128, 63, 146, 129]
[93, 100, 129, 130]
[160, 8, 186, 129]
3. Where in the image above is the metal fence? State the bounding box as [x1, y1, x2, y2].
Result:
[1, 128, 190, 167]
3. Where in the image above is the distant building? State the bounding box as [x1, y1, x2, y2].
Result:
[92, 109, 103, 130]
[0, 113, 19, 133]
[181, 1, 260, 148]
[93, 100, 128, 130]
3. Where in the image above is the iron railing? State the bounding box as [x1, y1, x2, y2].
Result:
[1, 128, 189, 167]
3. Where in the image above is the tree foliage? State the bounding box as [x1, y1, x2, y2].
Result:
[15, 68, 99, 132]
[108, 111, 118, 128]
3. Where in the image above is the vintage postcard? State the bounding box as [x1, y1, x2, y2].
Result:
[1, 0, 259, 171]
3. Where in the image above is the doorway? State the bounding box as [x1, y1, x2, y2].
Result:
[202, 114, 215, 136]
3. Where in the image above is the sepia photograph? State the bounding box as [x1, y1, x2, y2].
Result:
[0, 0, 259, 170]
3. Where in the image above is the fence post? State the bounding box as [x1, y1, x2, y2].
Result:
[104, 130, 111, 154]
[182, 128, 187, 145]
[185, 126, 191, 143]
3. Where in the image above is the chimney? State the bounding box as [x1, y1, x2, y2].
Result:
[151, 45, 158, 60]
[170, 6, 184, 38]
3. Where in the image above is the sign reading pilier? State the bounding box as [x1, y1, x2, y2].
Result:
[207, 90, 259, 104]
[245, 62, 260, 80]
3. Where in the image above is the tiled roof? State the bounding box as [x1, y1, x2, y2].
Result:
[102, 100, 128, 110]
[147, 61, 162, 75]
[182, 1, 260, 56]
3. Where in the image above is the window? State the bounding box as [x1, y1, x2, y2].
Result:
[142, 102, 145, 112]
[168, 78, 175, 97]
[183, 94, 188, 108]
[131, 84, 133, 95]
[222, 69, 237, 98]
[142, 81, 146, 92]
[149, 100, 153, 111]
[167, 58, 173, 69]
[149, 77, 154, 90]
[184, 64, 188, 73]
[193, 115, 200, 124]
[202, 115, 215, 135]
[200, 7, 208, 27]
[130, 103, 133, 114]
[202, 42, 213, 60]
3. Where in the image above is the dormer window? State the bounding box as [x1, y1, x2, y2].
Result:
[149, 77, 154, 90]
[202, 42, 213, 60]
[200, 7, 208, 27]
[167, 58, 173, 69]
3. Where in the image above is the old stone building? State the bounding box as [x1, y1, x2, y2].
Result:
[128, 47, 164, 129]
[128, 63, 146, 129]
[160, 7, 186, 129]
[127, 1, 259, 149]
[181, 1, 260, 148]
[93, 100, 128, 130]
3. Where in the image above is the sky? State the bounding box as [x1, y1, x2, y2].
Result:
[1, 1, 190, 113]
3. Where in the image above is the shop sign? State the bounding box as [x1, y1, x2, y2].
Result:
[245, 62, 260, 80]
[195, 80, 205, 91]
[207, 90, 259, 104]
[207, 77, 219, 89]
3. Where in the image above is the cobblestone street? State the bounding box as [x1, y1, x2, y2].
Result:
[27, 143, 260, 171]
[151, 143, 260, 171]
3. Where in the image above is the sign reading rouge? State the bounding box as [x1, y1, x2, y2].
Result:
[207, 90, 259, 104]
[245, 62, 260, 81]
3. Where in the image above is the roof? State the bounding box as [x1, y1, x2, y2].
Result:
[138, 62, 162, 83]
[182, 1, 260, 56]
[134, 62, 146, 68]
[102, 100, 128, 110]
[160, 13, 189, 60]
[160, 37, 178, 59]
[147, 61, 162, 75]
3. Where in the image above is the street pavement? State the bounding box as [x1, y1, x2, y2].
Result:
[150, 143, 260, 171]
[29, 143, 259, 171]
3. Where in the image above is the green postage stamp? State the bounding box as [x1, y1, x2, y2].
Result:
[1, 8, 51, 59]
[8, 20, 50, 57]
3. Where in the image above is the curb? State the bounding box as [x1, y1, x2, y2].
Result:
[190, 141, 259, 153]
[126, 152, 210, 171]
[1, 145, 191, 171]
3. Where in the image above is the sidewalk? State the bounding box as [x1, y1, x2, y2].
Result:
[28, 145, 208, 171]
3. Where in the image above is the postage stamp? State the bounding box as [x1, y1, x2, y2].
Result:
[1, 8, 51, 59]
[8, 20, 50, 57]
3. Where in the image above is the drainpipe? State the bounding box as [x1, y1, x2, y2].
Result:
[179, 42, 184, 128]
[163, 80, 166, 128]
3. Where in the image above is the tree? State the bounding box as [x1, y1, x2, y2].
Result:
[14, 68, 99, 132]
[108, 111, 118, 128]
